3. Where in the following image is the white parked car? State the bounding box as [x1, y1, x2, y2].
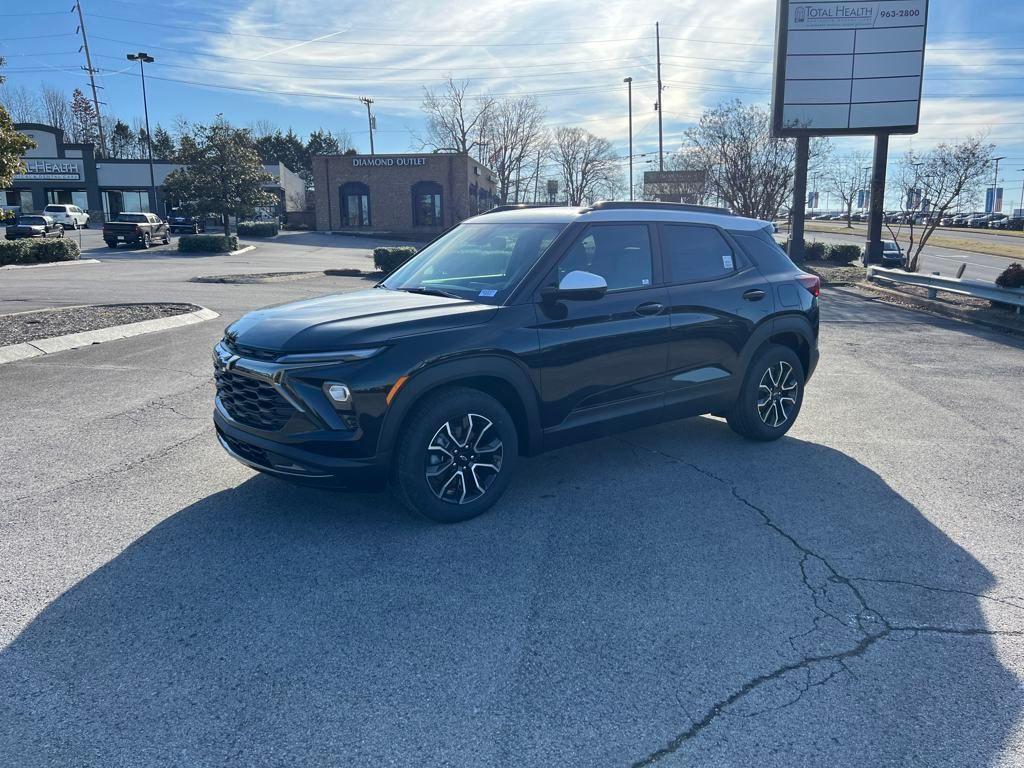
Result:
[43, 204, 90, 229]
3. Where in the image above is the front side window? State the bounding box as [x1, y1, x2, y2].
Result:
[383, 222, 566, 305]
[412, 181, 443, 227]
[556, 224, 653, 292]
[661, 224, 736, 284]
[340, 182, 370, 227]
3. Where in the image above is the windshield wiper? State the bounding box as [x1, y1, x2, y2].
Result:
[396, 286, 467, 300]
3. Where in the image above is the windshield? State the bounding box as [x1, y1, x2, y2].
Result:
[116, 213, 149, 223]
[382, 222, 567, 304]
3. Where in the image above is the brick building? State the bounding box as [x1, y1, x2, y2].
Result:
[312, 152, 497, 236]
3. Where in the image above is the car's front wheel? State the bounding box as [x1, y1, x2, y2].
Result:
[142, 232, 152, 248]
[726, 344, 805, 442]
[393, 386, 518, 523]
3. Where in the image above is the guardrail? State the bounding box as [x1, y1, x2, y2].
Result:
[866, 266, 1024, 315]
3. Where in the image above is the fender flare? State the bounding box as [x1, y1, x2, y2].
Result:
[377, 355, 543, 457]
[737, 314, 816, 374]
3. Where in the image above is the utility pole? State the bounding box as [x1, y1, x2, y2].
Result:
[990, 156, 1005, 212]
[127, 53, 157, 217]
[533, 150, 541, 204]
[655, 22, 664, 171]
[74, 0, 106, 157]
[359, 97, 375, 155]
[1017, 169, 1024, 215]
[624, 76, 634, 200]
[790, 137, 809, 262]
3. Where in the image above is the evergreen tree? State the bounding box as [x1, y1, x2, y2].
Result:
[69, 88, 99, 146]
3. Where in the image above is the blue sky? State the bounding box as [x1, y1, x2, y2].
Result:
[3, 0, 1023, 202]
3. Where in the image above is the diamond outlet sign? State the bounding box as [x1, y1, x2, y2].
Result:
[771, 0, 929, 137]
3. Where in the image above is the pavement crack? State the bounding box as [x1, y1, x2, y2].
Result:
[849, 576, 1024, 612]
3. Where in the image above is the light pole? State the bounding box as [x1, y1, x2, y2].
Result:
[126, 52, 158, 217]
[990, 156, 1005, 212]
[359, 97, 375, 155]
[624, 77, 633, 201]
[1018, 169, 1024, 215]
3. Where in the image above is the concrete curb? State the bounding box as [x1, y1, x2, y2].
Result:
[832, 283, 1024, 337]
[229, 245, 256, 256]
[0, 258, 101, 271]
[0, 306, 220, 365]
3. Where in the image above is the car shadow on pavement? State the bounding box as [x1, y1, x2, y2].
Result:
[1, 418, 1021, 766]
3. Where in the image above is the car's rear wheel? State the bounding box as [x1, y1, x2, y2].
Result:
[726, 344, 805, 442]
[105, 240, 117, 248]
[142, 232, 152, 249]
[393, 386, 518, 523]
[57, 226, 64, 238]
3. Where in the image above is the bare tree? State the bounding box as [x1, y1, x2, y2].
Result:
[891, 136, 994, 271]
[548, 127, 621, 206]
[417, 77, 495, 155]
[485, 96, 547, 204]
[683, 100, 796, 221]
[826, 151, 871, 228]
[0, 83, 42, 123]
[40, 87, 71, 135]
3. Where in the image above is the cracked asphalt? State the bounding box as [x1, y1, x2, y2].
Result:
[1, 235, 1024, 766]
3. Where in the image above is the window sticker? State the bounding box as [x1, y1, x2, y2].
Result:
[479, 289, 498, 297]
[722, 254, 734, 270]
[641, 278, 651, 286]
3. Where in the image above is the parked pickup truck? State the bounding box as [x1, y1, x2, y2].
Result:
[5, 214, 65, 240]
[102, 212, 170, 248]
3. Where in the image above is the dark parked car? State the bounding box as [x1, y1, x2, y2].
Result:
[102, 212, 170, 248]
[213, 202, 821, 522]
[5, 214, 64, 240]
[167, 208, 207, 234]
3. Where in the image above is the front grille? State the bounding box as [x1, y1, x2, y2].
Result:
[215, 369, 296, 431]
[224, 339, 278, 361]
[219, 430, 271, 467]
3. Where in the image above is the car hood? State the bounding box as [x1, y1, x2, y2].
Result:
[225, 288, 498, 353]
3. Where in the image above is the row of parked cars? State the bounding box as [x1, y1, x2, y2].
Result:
[807, 210, 1023, 230]
[5, 208, 208, 244]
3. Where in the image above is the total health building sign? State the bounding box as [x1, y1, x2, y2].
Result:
[771, 0, 929, 137]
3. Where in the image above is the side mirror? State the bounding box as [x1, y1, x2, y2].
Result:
[541, 270, 608, 301]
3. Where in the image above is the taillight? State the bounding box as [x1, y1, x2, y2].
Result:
[797, 274, 820, 298]
[134, 224, 143, 232]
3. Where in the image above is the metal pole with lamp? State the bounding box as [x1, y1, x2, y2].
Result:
[990, 156, 1005, 212]
[1017, 169, 1024, 216]
[623, 77, 633, 201]
[126, 52, 158, 217]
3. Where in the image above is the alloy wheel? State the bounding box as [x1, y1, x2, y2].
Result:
[425, 413, 503, 505]
[757, 361, 799, 428]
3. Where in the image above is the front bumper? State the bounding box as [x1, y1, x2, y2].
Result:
[214, 407, 390, 490]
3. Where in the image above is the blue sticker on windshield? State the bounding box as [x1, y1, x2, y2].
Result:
[479, 289, 497, 297]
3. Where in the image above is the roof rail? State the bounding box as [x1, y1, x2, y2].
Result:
[586, 201, 734, 216]
[478, 204, 558, 215]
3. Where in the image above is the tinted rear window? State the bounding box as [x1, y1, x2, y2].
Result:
[731, 226, 799, 273]
[115, 213, 149, 223]
[661, 224, 736, 284]
[19, 216, 46, 225]
[44, 206, 66, 212]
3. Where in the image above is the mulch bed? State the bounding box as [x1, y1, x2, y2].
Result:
[0, 303, 197, 346]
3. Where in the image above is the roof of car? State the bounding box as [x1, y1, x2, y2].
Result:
[466, 203, 772, 232]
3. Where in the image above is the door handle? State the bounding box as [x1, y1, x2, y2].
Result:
[743, 289, 767, 302]
[635, 302, 664, 316]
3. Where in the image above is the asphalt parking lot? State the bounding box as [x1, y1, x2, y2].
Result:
[1, 235, 1023, 766]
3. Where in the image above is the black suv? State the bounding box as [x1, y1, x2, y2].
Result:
[214, 203, 820, 522]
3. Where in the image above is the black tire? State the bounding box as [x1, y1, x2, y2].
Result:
[193, 224, 200, 234]
[142, 232, 152, 249]
[392, 386, 519, 523]
[57, 227, 64, 238]
[726, 344, 805, 442]
[163, 230, 171, 245]
[105, 240, 117, 249]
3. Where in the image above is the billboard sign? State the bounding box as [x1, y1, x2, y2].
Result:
[643, 169, 708, 204]
[771, 0, 929, 137]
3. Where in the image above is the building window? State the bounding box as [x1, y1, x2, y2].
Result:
[340, 182, 370, 227]
[469, 183, 479, 215]
[101, 190, 151, 220]
[47, 189, 89, 211]
[412, 181, 443, 227]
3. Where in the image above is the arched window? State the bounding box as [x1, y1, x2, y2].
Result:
[411, 181, 443, 227]
[340, 182, 370, 227]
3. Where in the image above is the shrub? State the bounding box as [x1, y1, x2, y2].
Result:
[373, 246, 417, 273]
[237, 220, 279, 237]
[995, 263, 1024, 289]
[780, 239, 824, 263]
[826, 244, 862, 264]
[178, 234, 239, 253]
[0, 237, 80, 266]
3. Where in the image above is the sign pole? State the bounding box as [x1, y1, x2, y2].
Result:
[865, 133, 889, 265]
[790, 136, 809, 263]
